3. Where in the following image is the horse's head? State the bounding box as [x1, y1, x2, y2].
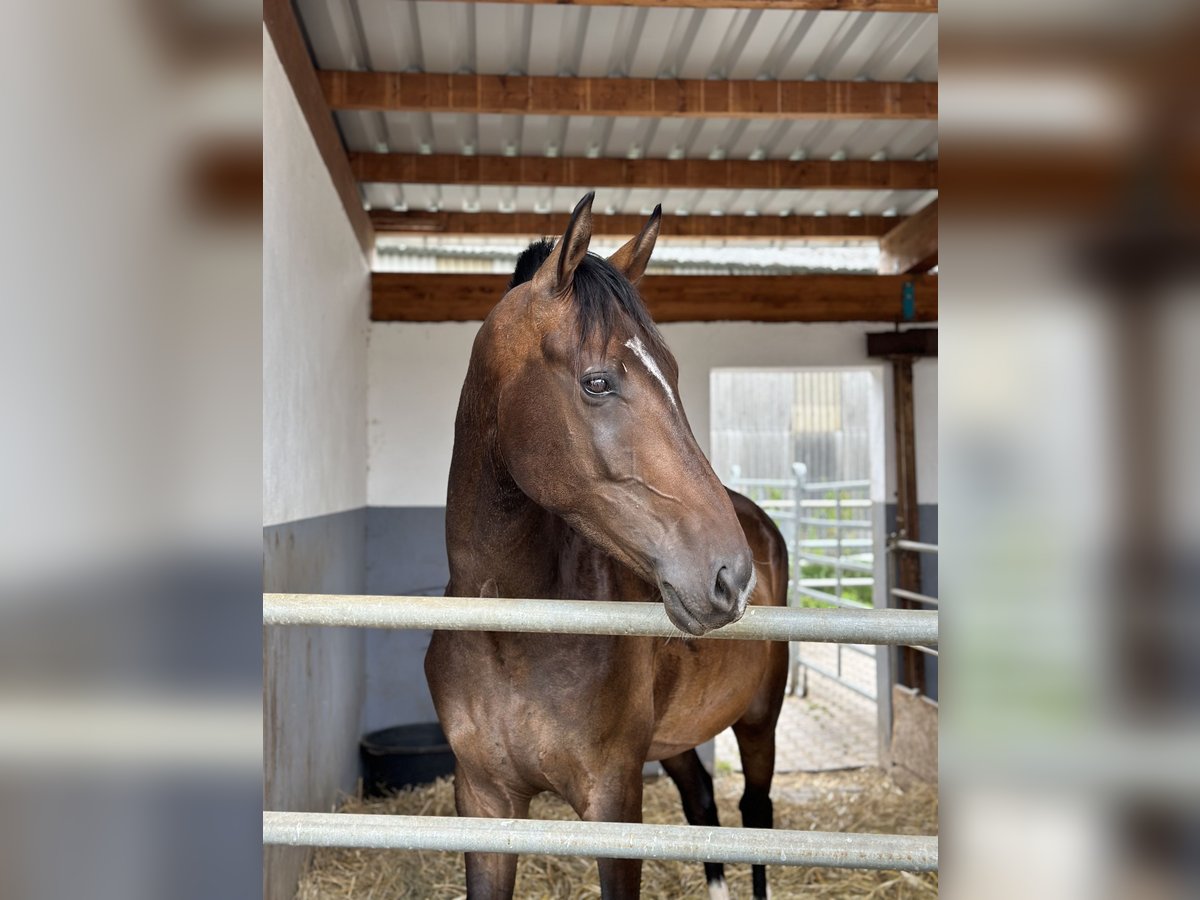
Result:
[489, 192, 755, 635]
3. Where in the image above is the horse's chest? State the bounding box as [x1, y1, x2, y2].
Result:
[428, 631, 658, 755]
[648, 639, 770, 757]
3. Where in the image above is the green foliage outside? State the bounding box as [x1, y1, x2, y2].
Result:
[745, 486, 873, 610]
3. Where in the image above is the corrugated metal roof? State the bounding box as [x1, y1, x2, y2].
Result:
[361, 184, 935, 218]
[335, 111, 937, 160]
[374, 237, 880, 275]
[295, 0, 937, 219]
[299, 2, 936, 82]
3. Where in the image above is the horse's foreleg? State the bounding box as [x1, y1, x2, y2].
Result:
[454, 766, 531, 900]
[661, 749, 728, 898]
[732, 717, 777, 900]
[566, 768, 644, 899]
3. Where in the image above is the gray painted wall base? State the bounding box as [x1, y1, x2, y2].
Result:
[264, 508, 367, 900]
[364, 507, 450, 731]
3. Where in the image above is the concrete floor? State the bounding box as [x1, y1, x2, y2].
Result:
[716, 642, 879, 774]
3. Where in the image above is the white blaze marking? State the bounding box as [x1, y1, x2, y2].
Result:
[707, 878, 731, 900]
[624, 336, 677, 410]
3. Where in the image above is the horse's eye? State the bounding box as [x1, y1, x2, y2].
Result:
[583, 375, 612, 395]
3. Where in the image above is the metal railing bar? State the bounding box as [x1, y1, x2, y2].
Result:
[262, 812, 937, 871]
[726, 477, 799, 487]
[796, 538, 873, 549]
[906, 644, 939, 657]
[890, 588, 939, 607]
[739, 502, 873, 514]
[799, 479, 872, 491]
[794, 662, 877, 701]
[793, 586, 874, 611]
[263, 595, 938, 647]
[797, 517, 873, 528]
[794, 577, 874, 588]
[893, 539, 938, 555]
[796, 553, 875, 574]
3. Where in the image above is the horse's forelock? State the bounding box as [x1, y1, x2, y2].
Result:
[508, 239, 670, 369]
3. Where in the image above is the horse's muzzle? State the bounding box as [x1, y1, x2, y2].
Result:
[658, 551, 755, 636]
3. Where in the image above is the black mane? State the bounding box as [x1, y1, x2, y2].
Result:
[509, 238, 556, 290]
[509, 238, 670, 363]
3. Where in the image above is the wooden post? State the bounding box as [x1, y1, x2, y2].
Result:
[891, 357, 926, 693]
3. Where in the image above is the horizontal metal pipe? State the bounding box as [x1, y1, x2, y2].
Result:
[801, 498, 871, 508]
[262, 812, 937, 872]
[797, 517, 873, 528]
[263, 595, 938, 647]
[796, 538, 873, 549]
[796, 552, 875, 573]
[793, 586, 874, 611]
[727, 477, 796, 487]
[794, 577, 874, 588]
[800, 479, 872, 491]
[893, 539, 938, 555]
[890, 587, 939, 607]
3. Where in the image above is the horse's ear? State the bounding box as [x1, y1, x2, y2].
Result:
[533, 191, 595, 294]
[607, 204, 661, 285]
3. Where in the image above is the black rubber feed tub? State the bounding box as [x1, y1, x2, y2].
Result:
[360, 722, 456, 796]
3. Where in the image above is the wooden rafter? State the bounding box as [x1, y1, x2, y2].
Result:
[878, 199, 937, 273]
[436, 1, 937, 11]
[351, 154, 938, 191]
[320, 71, 936, 121]
[372, 273, 937, 322]
[866, 327, 937, 357]
[264, 0, 373, 254]
[370, 210, 902, 239]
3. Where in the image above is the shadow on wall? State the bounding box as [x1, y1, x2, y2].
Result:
[363, 506, 451, 731]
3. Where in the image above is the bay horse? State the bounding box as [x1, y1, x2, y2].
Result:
[425, 192, 789, 899]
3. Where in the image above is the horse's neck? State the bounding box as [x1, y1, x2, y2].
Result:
[445, 375, 635, 602]
[445, 373, 560, 599]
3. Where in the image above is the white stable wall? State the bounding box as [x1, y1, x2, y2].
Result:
[367, 322, 480, 509]
[367, 321, 938, 507]
[263, 25, 370, 900]
[263, 32, 369, 528]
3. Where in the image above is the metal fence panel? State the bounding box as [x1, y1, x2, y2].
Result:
[263, 593, 939, 872]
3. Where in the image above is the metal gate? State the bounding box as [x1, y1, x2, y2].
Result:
[262, 594, 938, 872]
[728, 464, 878, 701]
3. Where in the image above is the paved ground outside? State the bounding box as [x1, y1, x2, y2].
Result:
[716, 642, 878, 774]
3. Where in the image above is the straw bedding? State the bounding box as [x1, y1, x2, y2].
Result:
[296, 768, 937, 899]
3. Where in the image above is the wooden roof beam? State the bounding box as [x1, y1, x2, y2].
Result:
[351, 154, 938, 191]
[320, 71, 936, 120]
[372, 273, 937, 323]
[878, 199, 937, 273]
[370, 210, 903, 239]
[264, 0, 372, 254]
[436, 2, 937, 12]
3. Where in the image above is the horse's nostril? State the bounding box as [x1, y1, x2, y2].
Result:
[714, 565, 736, 607]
